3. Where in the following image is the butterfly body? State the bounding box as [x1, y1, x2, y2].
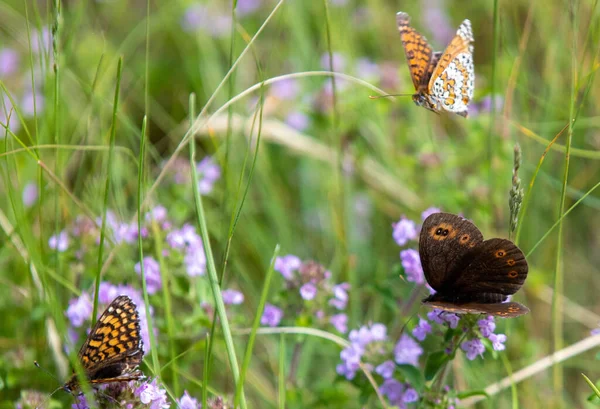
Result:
[397, 12, 474, 117]
[63, 295, 145, 392]
[419, 213, 529, 317]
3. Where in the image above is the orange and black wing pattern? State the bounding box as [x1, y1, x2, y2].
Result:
[64, 295, 144, 391]
[396, 12, 434, 92]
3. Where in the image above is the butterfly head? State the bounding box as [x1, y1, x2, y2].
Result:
[412, 93, 439, 114]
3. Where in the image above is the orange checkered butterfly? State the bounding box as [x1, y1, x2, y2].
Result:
[36, 295, 144, 404]
[396, 12, 474, 117]
[419, 213, 529, 317]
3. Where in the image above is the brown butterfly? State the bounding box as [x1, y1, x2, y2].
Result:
[419, 212, 529, 317]
[38, 295, 145, 405]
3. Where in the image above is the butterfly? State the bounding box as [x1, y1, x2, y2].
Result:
[396, 12, 475, 117]
[38, 295, 145, 402]
[419, 212, 529, 317]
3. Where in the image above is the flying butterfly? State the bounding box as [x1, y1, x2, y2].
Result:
[36, 295, 145, 404]
[419, 212, 529, 317]
[396, 12, 475, 117]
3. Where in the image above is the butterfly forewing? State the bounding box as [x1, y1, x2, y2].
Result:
[419, 213, 484, 291]
[396, 12, 434, 91]
[65, 295, 144, 391]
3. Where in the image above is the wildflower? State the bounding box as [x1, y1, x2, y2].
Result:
[178, 390, 199, 409]
[184, 242, 207, 276]
[394, 334, 423, 367]
[274, 254, 301, 280]
[403, 388, 418, 403]
[355, 58, 380, 80]
[134, 257, 162, 294]
[21, 89, 44, 117]
[31, 27, 52, 55]
[461, 338, 485, 360]
[261, 304, 283, 327]
[379, 378, 404, 404]
[146, 205, 168, 223]
[337, 343, 363, 380]
[400, 249, 424, 284]
[477, 316, 496, 338]
[270, 78, 299, 100]
[375, 360, 395, 379]
[329, 283, 350, 310]
[66, 294, 93, 328]
[427, 309, 446, 325]
[300, 282, 317, 300]
[236, 0, 261, 16]
[412, 318, 432, 341]
[72, 394, 89, 409]
[320, 52, 346, 72]
[489, 333, 507, 351]
[22, 182, 38, 207]
[392, 217, 417, 246]
[443, 313, 460, 329]
[421, 206, 441, 220]
[285, 111, 310, 131]
[49, 230, 69, 251]
[181, 5, 231, 38]
[136, 379, 170, 408]
[592, 327, 600, 336]
[330, 313, 348, 333]
[222, 289, 244, 305]
[0, 48, 19, 77]
[197, 157, 221, 194]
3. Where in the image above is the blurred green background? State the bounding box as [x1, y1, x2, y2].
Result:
[1, 0, 599, 408]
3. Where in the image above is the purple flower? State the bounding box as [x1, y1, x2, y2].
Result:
[31, 27, 52, 55]
[237, 0, 261, 16]
[21, 89, 44, 117]
[22, 182, 38, 207]
[592, 328, 600, 336]
[98, 282, 120, 304]
[443, 313, 460, 329]
[337, 343, 363, 380]
[379, 378, 404, 404]
[394, 334, 423, 367]
[329, 282, 349, 310]
[400, 249, 424, 284]
[300, 282, 317, 300]
[178, 391, 199, 409]
[134, 257, 162, 294]
[478, 316, 496, 338]
[66, 294, 92, 328]
[427, 309, 446, 325]
[181, 6, 231, 38]
[403, 388, 418, 403]
[489, 333, 507, 351]
[197, 156, 221, 194]
[355, 58, 380, 80]
[49, 230, 69, 252]
[421, 207, 441, 220]
[461, 338, 485, 360]
[412, 318, 432, 341]
[136, 379, 170, 409]
[0, 48, 19, 77]
[146, 205, 167, 223]
[375, 360, 395, 379]
[271, 78, 299, 100]
[392, 217, 417, 246]
[71, 395, 89, 409]
[285, 111, 310, 131]
[222, 289, 244, 305]
[349, 323, 387, 347]
[185, 242, 207, 276]
[330, 313, 348, 333]
[320, 52, 346, 72]
[261, 303, 283, 327]
[421, 0, 454, 44]
[274, 254, 301, 280]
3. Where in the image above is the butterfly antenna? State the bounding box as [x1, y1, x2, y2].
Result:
[369, 93, 413, 99]
[34, 384, 64, 409]
[34, 361, 63, 385]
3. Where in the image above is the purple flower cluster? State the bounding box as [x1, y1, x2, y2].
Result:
[167, 223, 207, 277]
[136, 379, 170, 408]
[270, 255, 350, 333]
[337, 323, 423, 406]
[392, 207, 441, 284]
[459, 315, 507, 359]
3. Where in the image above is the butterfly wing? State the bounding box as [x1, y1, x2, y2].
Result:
[419, 212, 484, 292]
[396, 12, 435, 92]
[445, 238, 528, 298]
[427, 19, 474, 116]
[75, 295, 144, 383]
[423, 300, 529, 317]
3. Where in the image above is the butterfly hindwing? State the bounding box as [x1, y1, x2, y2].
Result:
[419, 212, 484, 291]
[423, 300, 529, 317]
